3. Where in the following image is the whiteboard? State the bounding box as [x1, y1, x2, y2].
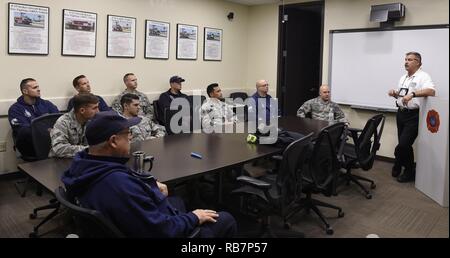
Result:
[329, 26, 449, 110]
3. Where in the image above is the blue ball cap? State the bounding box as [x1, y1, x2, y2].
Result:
[169, 75, 185, 84]
[86, 111, 141, 145]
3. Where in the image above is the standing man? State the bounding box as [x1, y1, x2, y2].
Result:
[62, 111, 237, 237]
[158, 75, 188, 125]
[112, 73, 153, 120]
[297, 84, 347, 123]
[67, 75, 110, 112]
[49, 94, 99, 158]
[121, 93, 166, 142]
[388, 51, 436, 183]
[8, 78, 59, 157]
[201, 83, 237, 131]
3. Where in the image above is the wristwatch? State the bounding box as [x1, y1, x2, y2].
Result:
[411, 92, 416, 98]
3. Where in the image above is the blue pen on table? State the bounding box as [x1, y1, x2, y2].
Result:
[191, 152, 202, 159]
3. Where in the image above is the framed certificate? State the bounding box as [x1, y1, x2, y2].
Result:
[145, 20, 170, 59]
[8, 3, 49, 55]
[176, 23, 198, 60]
[62, 9, 97, 57]
[107, 15, 136, 58]
[204, 27, 222, 61]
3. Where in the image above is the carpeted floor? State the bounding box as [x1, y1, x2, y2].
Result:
[0, 160, 447, 238]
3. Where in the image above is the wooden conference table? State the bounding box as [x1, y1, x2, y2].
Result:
[18, 117, 329, 193]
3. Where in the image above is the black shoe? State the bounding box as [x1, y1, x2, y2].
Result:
[397, 172, 415, 183]
[391, 165, 402, 177]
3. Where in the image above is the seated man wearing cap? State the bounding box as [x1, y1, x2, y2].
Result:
[62, 111, 237, 238]
[121, 93, 166, 142]
[158, 75, 188, 125]
[49, 94, 99, 158]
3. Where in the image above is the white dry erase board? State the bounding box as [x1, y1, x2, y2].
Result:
[329, 25, 449, 111]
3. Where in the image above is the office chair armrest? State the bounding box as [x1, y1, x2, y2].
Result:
[347, 127, 362, 133]
[188, 227, 201, 238]
[271, 155, 283, 161]
[236, 176, 271, 190]
[347, 127, 362, 142]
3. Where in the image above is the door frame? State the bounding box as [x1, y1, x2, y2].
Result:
[276, 1, 325, 116]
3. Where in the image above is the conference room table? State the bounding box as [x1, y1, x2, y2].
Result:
[18, 116, 329, 194]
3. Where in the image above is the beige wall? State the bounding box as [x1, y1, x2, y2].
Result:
[246, 4, 279, 95]
[0, 0, 253, 173]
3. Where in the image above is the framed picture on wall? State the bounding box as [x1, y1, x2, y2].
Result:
[145, 20, 170, 59]
[8, 3, 49, 55]
[203, 27, 222, 61]
[176, 23, 198, 60]
[107, 15, 136, 58]
[62, 9, 97, 57]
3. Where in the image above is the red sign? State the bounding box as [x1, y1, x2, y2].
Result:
[426, 109, 440, 133]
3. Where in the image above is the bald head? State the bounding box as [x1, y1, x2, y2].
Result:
[319, 84, 331, 102]
[256, 80, 269, 97]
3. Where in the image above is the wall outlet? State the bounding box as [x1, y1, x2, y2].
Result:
[0, 141, 6, 152]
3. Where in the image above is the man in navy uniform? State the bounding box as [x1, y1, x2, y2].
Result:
[8, 78, 59, 157]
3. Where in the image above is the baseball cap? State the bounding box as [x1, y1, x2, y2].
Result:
[86, 111, 141, 145]
[169, 75, 185, 84]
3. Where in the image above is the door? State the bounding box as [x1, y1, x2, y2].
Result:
[277, 2, 324, 116]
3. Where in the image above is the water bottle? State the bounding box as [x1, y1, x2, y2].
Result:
[328, 107, 334, 123]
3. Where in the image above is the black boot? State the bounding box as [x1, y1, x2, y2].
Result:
[397, 168, 415, 183]
[391, 164, 402, 178]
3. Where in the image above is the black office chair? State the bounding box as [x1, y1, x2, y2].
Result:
[229, 92, 248, 101]
[54, 186, 124, 238]
[12, 134, 39, 197]
[300, 122, 346, 235]
[55, 187, 201, 238]
[231, 133, 314, 237]
[340, 114, 385, 199]
[187, 95, 206, 132]
[152, 100, 164, 125]
[27, 113, 64, 238]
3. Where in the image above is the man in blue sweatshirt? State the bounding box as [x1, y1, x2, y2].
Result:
[8, 78, 59, 157]
[62, 111, 236, 237]
[66, 75, 110, 112]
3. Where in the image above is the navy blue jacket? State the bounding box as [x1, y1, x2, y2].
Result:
[251, 92, 274, 125]
[66, 95, 110, 112]
[8, 96, 59, 137]
[62, 150, 199, 237]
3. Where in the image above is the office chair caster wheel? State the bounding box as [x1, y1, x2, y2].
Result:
[284, 222, 291, 229]
[365, 193, 372, 199]
[29, 232, 38, 238]
[326, 227, 334, 235]
[370, 183, 376, 189]
[338, 211, 345, 218]
[29, 213, 37, 219]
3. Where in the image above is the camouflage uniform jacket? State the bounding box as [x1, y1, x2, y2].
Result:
[200, 98, 237, 129]
[49, 110, 88, 158]
[297, 97, 347, 123]
[111, 89, 154, 120]
[130, 116, 166, 143]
